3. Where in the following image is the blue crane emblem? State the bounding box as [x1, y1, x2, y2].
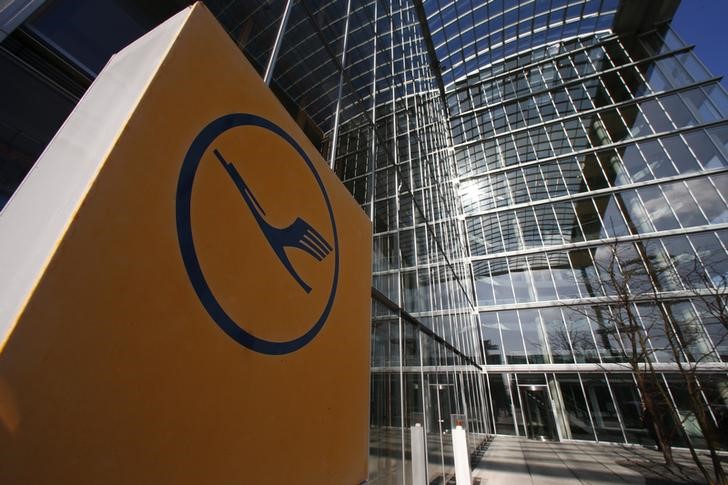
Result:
[213, 149, 332, 293]
[177, 112, 339, 354]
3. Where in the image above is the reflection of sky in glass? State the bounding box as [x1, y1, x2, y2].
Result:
[671, 0, 728, 87]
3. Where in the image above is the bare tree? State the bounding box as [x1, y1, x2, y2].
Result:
[563, 240, 679, 464]
[566, 238, 728, 484]
[653, 247, 728, 485]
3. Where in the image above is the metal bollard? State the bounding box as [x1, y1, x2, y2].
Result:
[452, 425, 472, 485]
[410, 423, 427, 485]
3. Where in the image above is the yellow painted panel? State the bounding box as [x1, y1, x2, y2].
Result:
[0, 4, 371, 484]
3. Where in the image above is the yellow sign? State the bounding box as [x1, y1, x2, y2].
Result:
[0, 3, 371, 484]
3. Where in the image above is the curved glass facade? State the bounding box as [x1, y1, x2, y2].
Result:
[425, 0, 619, 86]
[453, 22, 728, 448]
[1, 0, 727, 484]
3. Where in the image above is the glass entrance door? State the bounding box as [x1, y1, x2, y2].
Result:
[520, 385, 558, 441]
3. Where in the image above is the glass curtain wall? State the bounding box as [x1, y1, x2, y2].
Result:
[230, 1, 492, 483]
[449, 16, 728, 446]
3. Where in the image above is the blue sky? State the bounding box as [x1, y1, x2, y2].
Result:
[671, 0, 728, 83]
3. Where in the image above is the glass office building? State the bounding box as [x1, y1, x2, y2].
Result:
[1, 0, 727, 483]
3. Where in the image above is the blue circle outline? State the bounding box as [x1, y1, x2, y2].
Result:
[176, 113, 339, 355]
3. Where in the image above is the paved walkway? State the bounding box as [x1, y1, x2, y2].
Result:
[471, 437, 712, 484]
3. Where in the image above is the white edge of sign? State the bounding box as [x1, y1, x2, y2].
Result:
[0, 5, 195, 350]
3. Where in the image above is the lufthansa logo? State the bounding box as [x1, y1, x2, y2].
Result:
[176, 113, 339, 355]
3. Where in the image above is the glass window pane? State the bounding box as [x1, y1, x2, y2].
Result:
[690, 231, 728, 285]
[643, 239, 682, 291]
[620, 144, 652, 183]
[473, 261, 495, 306]
[599, 149, 630, 186]
[638, 186, 680, 231]
[580, 153, 609, 190]
[517, 207, 543, 248]
[591, 306, 627, 362]
[569, 248, 603, 297]
[563, 308, 600, 363]
[510, 256, 535, 303]
[660, 234, 696, 287]
[499, 212, 523, 252]
[540, 307, 574, 363]
[488, 373, 517, 435]
[662, 135, 701, 174]
[528, 255, 557, 301]
[665, 301, 716, 363]
[642, 60, 670, 92]
[574, 198, 602, 240]
[607, 375, 650, 445]
[682, 87, 721, 123]
[500, 310, 527, 364]
[695, 374, 728, 448]
[595, 194, 629, 237]
[635, 303, 673, 363]
[683, 130, 728, 170]
[656, 55, 692, 88]
[707, 124, 728, 158]
[674, 50, 704, 81]
[541, 162, 568, 197]
[663, 374, 709, 449]
[518, 309, 548, 364]
[369, 371, 404, 478]
[560, 158, 587, 194]
[618, 190, 654, 234]
[661, 181, 708, 228]
[661, 94, 697, 129]
[549, 251, 580, 299]
[492, 259, 515, 304]
[581, 374, 624, 442]
[638, 139, 676, 179]
[480, 312, 503, 364]
[557, 374, 595, 440]
[686, 178, 728, 224]
[703, 84, 728, 118]
[640, 99, 673, 133]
